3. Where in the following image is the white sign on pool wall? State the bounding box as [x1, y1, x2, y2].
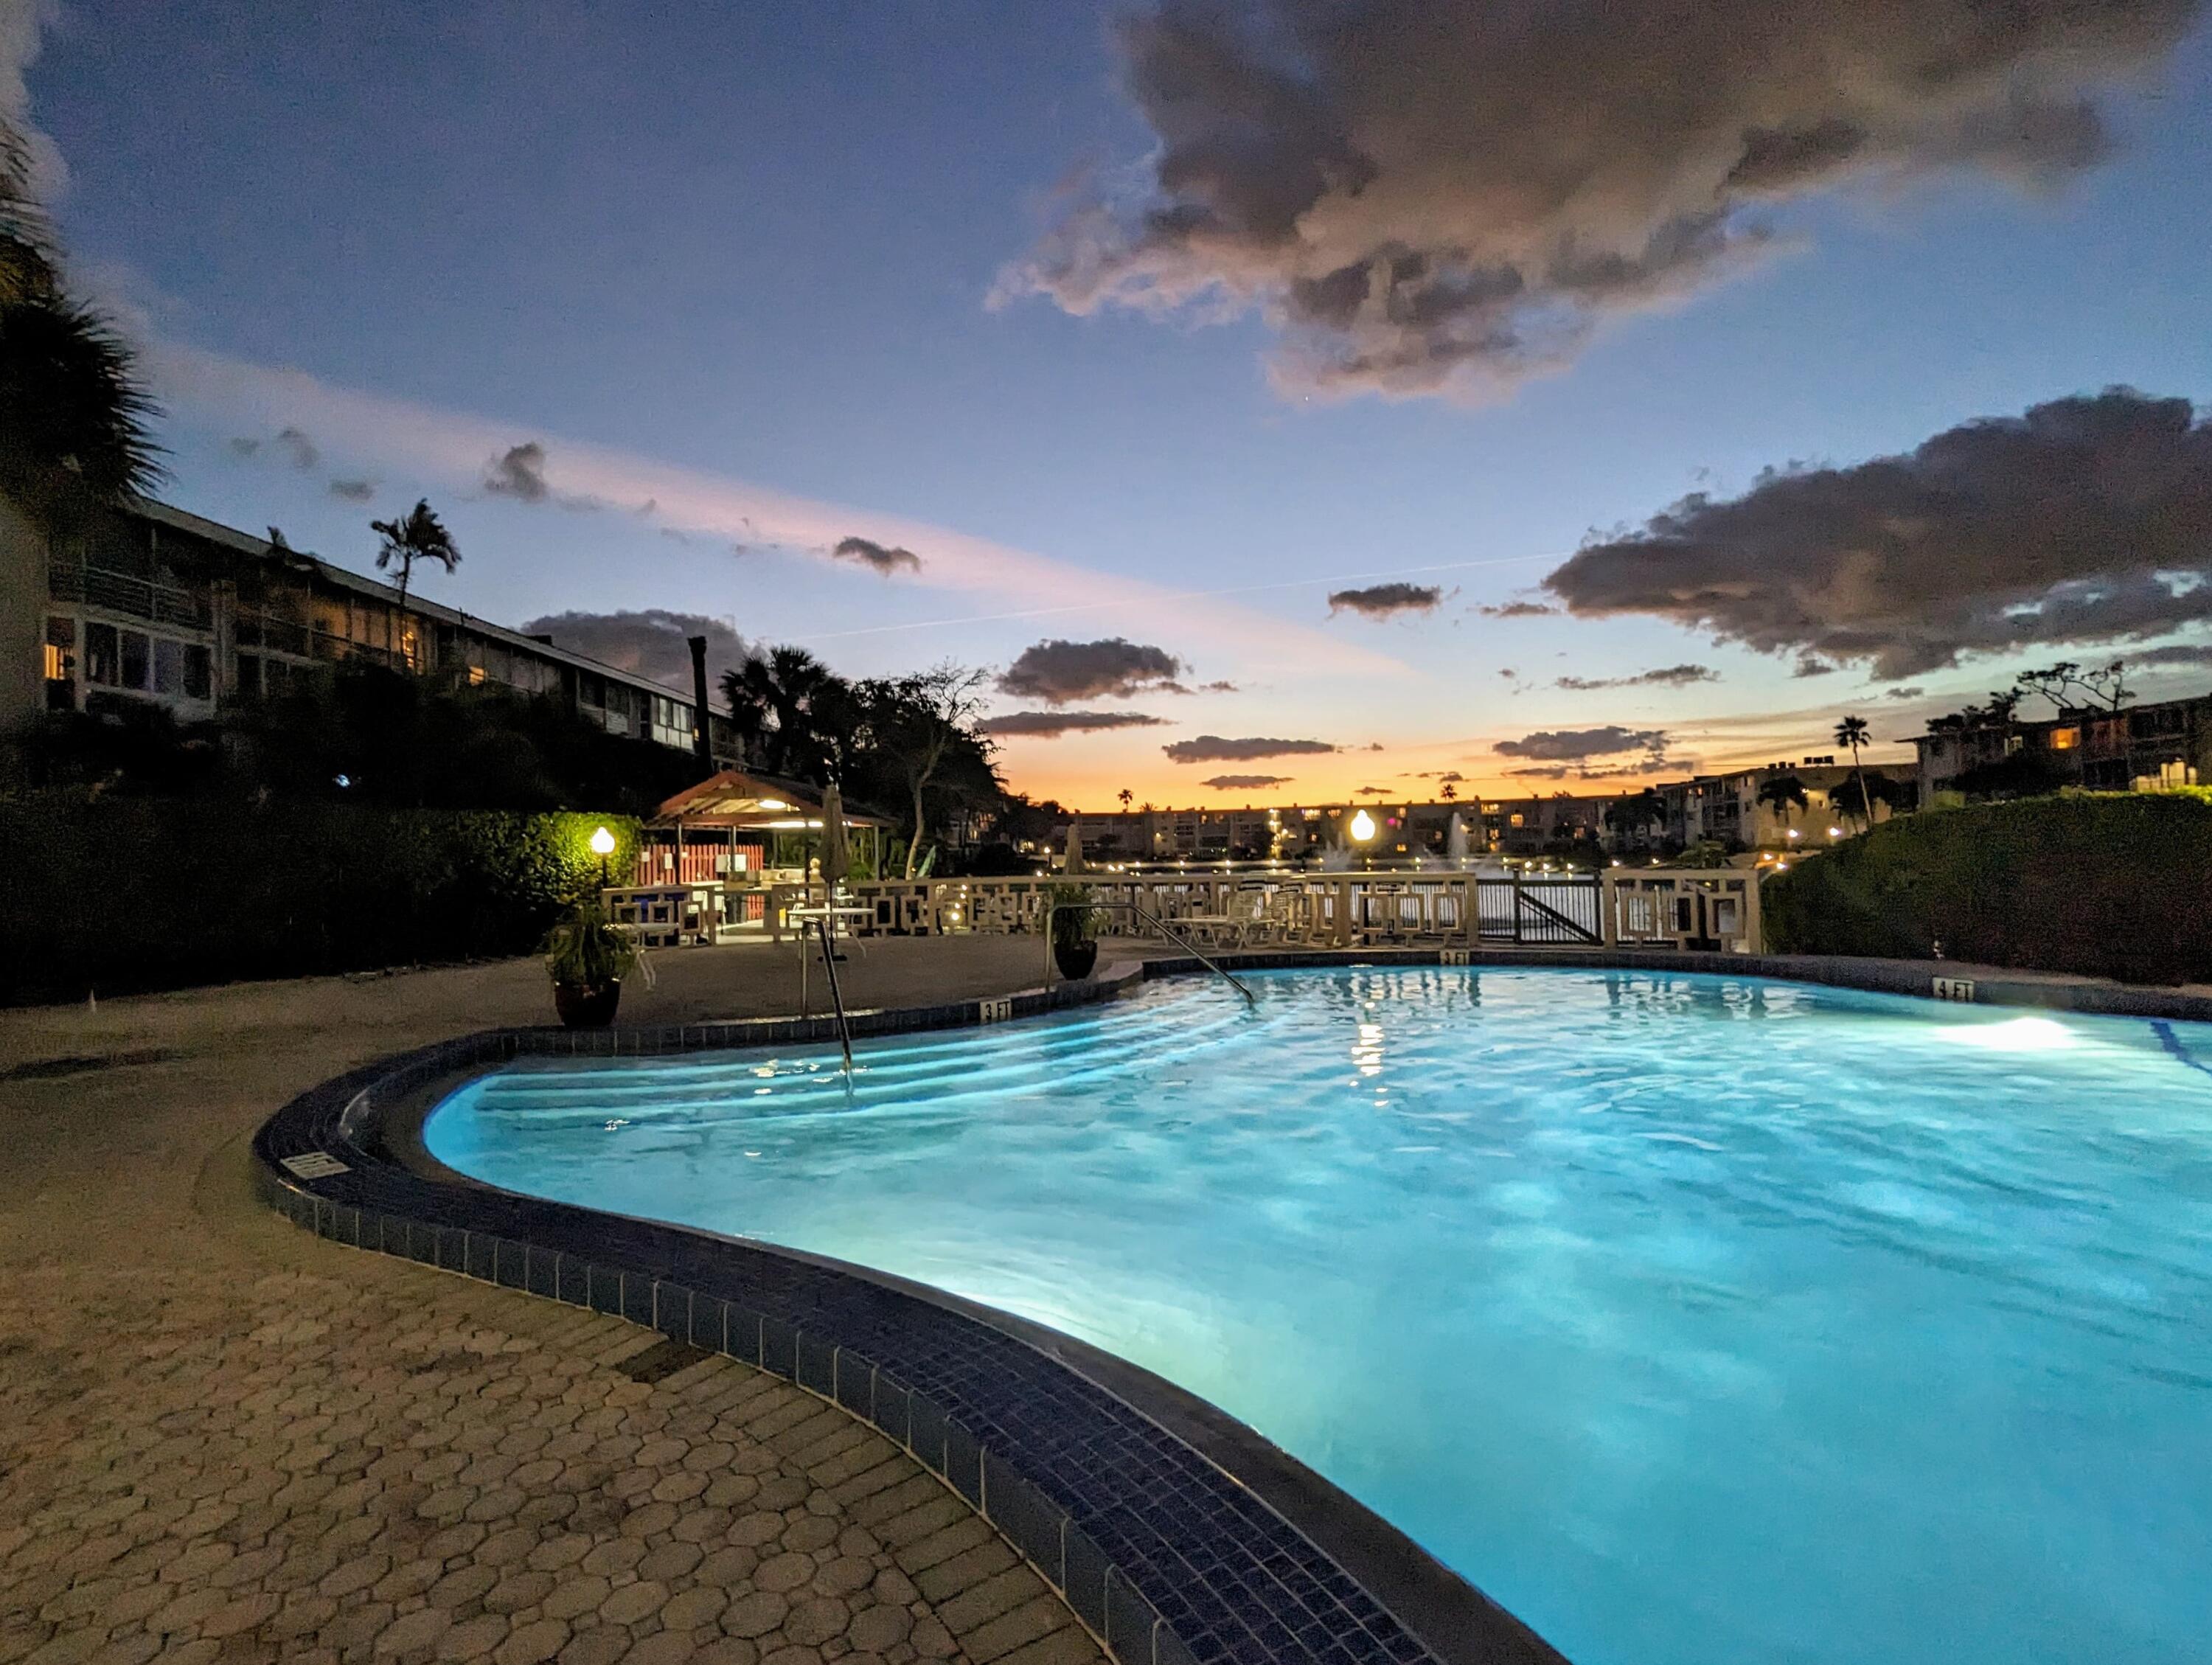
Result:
[1933, 977, 1978, 1001]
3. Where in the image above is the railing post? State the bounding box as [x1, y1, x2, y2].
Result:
[1600, 870, 1621, 947]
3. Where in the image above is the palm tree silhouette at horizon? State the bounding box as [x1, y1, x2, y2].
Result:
[1834, 715, 1875, 829]
[1755, 771, 1809, 838]
[369, 500, 461, 651]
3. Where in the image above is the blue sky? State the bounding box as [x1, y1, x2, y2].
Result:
[21, 1, 2212, 805]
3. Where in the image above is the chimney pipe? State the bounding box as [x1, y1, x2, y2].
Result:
[687, 635, 713, 768]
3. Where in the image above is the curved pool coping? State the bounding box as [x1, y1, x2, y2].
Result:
[251, 948, 2212, 1665]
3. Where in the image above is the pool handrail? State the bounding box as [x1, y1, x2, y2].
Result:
[811, 916, 858, 1075]
[1046, 896, 1256, 1007]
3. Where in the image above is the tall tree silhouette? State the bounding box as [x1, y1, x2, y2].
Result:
[0, 116, 161, 529]
[369, 499, 460, 624]
[1833, 715, 1874, 829]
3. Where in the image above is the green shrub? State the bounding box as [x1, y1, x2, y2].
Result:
[0, 794, 639, 1005]
[1763, 791, 2212, 985]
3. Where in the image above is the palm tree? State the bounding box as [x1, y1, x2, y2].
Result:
[369, 500, 460, 618]
[1, 119, 57, 305]
[1754, 772, 1808, 836]
[1439, 781, 1458, 802]
[1604, 786, 1666, 847]
[1834, 715, 1874, 828]
[0, 116, 162, 529]
[1118, 788, 1133, 812]
[721, 645, 848, 781]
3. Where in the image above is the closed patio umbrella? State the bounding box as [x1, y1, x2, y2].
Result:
[818, 782, 851, 889]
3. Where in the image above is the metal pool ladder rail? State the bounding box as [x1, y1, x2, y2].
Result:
[1130, 902, 1256, 1007]
[811, 917, 857, 1076]
[1046, 897, 1256, 1007]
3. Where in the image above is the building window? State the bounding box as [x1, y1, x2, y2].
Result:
[153, 638, 184, 695]
[468, 664, 487, 686]
[2050, 726, 2079, 751]
[120, 629, 150, 690]
[184, 644, 212, 700]
[85, 622, 119, 686]
[235, 653, 262, 698]
[43, 615, 74, 682]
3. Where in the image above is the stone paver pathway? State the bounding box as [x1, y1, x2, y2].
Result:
[0, 1257, 1102, 1665]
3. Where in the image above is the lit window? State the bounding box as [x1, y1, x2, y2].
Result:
[2050, 727, 2079, 751]
[42, 643, 63, 680]
[468, 664, 487, 686]
[1510, 813, 1525, 828]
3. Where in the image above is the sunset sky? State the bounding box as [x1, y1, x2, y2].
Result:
[15, 1, 2212, 808]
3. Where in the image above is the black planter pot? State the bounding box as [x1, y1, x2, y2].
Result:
[553, 979, 622, 1029]
[1052, 939, 1099, 981]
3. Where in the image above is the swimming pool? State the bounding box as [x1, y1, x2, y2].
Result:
[424, 967, 2212, 1665]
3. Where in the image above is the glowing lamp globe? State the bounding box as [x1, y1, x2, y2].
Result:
[589, 826, 616, 858]
[1349, 809, 1377, 843]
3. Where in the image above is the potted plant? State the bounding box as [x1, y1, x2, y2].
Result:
[1048, 883, 1105, 980]
[544, 901, 640, 1028]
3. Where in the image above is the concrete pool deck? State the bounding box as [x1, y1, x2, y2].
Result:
[0, 938, 1148, 1665]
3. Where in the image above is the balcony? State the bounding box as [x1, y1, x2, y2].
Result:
[48, 565, 213, 630]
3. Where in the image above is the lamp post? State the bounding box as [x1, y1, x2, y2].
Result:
[590, 824, 616, 889]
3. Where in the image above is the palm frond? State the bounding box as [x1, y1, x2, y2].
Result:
[0, 293, 166, 523]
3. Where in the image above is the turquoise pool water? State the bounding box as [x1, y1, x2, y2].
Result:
[425, 968, 2212, 1665]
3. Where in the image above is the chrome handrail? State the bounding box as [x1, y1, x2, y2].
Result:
[812, 917, 857, 1077]
[1043, 898, 1256, 1007]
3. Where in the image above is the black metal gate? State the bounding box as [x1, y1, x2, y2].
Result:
[1475, 877, 1602, 945]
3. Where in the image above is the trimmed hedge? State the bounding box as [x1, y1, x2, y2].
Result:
[1762, 791, 2212, 986]
[0, 796, 639, 1006]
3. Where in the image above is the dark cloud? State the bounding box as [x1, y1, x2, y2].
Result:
[1883, 685, 1927, 700]
[1411, 769, 1466, 782]
[1555, 664, 1718, 692]
[1002, 1, 2194, 401]
[1202, 774, 1293, 790]
[1328, 583, 1443, 619]
[1547, 390, 2212, 678]
[1495, 726, 1669, 762]
[1478, 601, 1557, 618]
[830, 535, 924, 576]
[1503, 759, 1681, 781]
[1200, 679, 1239, 693]
[1795, 656, 1842, 678]
[1164, 734, 1339, 763]
[232, 429, 317, 467]
[327, 478, 374, 502]
[516, 610, 748, 694]
[975, 710, 1171, 737]
[484, 442, 551, 503]
[2132, 644, 2212, 668]
[1000, 638, 1189, 704]
[1353, 786, 1393, 796]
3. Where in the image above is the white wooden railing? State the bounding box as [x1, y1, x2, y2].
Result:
[604, 869, 1761, 953]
